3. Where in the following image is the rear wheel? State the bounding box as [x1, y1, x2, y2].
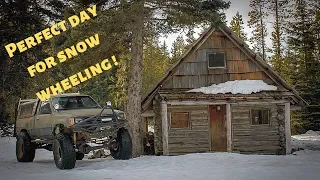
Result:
[53, 133, 76, 169]
[111, 129, 132, 160]
[16, 131, 36, 162]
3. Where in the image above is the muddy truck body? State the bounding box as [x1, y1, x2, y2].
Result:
[15, 93, 132, 169]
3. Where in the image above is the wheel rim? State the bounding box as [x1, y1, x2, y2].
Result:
[111, 139, 119, 151]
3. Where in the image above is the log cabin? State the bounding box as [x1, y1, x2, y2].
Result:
[141, 25, 308, 156]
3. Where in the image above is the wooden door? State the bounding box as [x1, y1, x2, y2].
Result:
[209, 105, 227, 152]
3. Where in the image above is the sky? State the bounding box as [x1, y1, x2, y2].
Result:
[161, 0, 273, 51]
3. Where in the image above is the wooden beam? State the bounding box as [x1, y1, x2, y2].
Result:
[285, 103, 292, 154]
[161, 101, 169, 155]
[226, 104, 232, 152]
[167, 100, 289, 106]
[141, 110, 155, 117]
[168, 100, 227, 105]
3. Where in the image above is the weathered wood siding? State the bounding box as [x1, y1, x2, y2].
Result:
[167, 105, 210, 155]
[162, 30, 275, 89]
[231, 104, 284, 154]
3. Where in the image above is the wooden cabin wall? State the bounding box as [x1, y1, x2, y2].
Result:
[167, 105, 210, 155]
[153, 100, 163, 155]
[162, 30, 275, 89]
[231, 104, 286, 154]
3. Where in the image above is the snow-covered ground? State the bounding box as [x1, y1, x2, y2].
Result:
[1, 137, 320, 180]
[292, 130, 320, 151]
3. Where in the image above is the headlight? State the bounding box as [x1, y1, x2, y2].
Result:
[68, 118, 74, 126]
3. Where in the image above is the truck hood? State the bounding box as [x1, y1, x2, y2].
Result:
[57, 108, 110, 117]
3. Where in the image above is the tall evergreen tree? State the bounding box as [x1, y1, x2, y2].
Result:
[230, 11, 248, 41]
[266, 0, 289, 77]
[0, 0, 67, 126]
[143, 37, 169, 95]
[248, 0, 268, 61]
[287, 0, 320, 131]
[170, 35, 186, 64]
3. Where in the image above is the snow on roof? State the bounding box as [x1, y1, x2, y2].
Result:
[187, 80, 277, 95]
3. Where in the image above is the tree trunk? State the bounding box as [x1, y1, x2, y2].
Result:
[127, 1, 145, 158]
[274, 0, 281, 72]
[259, 0, 266, 61]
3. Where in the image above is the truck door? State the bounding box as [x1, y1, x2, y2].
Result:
[34, 101, 53, 139]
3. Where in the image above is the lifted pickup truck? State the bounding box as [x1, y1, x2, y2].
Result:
[15, 93, 132, 169]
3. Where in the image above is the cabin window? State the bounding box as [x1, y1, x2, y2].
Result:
[251, 109, 270, 125]
[170, 112, 189, 129]
[207, 52, 226, 68]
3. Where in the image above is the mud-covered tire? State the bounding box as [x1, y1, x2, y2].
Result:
[16, 131, 36, 162]
[76, 152, 85, 160]
[111, 129, 132, 160]
[53, 133, 76, 169]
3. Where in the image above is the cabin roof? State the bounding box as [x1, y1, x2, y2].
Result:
[141, 24, 308, 110]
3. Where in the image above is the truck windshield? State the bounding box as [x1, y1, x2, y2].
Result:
[52, 96, 100, 110]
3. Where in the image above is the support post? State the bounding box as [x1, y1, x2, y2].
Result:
[226, 104, 232, 152]
[161, 101, 169, 155]
[285, 103, 291, 154]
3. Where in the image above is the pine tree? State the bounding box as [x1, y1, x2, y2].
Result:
[287, 0, 320, 131]
[0, 0, 67, 126]
[266, 0, 289, 77]
[248, 0, 268, 61]
[230, 11, 248, 41]
[143, 37, 170, 95]
[171, 35, 186, 64]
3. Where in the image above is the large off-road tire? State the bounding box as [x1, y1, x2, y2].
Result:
[76, 152, 85, 160]
[111, 129, 132, 160]
[53, 133, 76, 169]
[16, 131, 36, 162]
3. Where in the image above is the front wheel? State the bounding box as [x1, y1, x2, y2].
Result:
[53, 133, 76, 169]
[111, 129, 132, 160]
[16, 131, 36, 162]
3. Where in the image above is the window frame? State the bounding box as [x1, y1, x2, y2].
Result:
[38, 101, 52, 115]
[250, 109, 270, 126]
[207, 52, 227, 69]
[169, 112, 190, 129]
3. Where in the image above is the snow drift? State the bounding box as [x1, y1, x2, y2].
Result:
[187, 80, 277, 94]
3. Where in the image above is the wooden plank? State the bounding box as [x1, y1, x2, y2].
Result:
[227, 104, 232, 152]
[285, 103, 291, 154]
[162, 77, 173, 89]
[168, 105, 207, 111]
[191, 120, 209, 126]
[190, 114, 208, 120]
[168, 147, 209, 154]
[207, 74, 229, 85]
[190, 110, 208, 115]
[192, 125, 209, 130]
[161, 101, 169, 155]
[169, 137, 209, 143]
[232, 47, 241, 60]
